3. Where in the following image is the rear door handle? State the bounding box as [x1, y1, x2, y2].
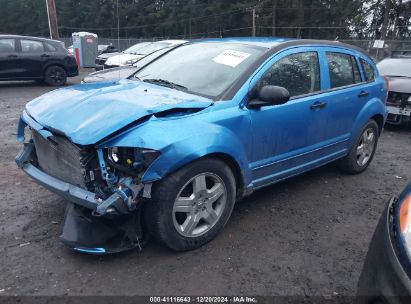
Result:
[41, 54, 50, 58]
[358, 91, 369, 98]
[8, 54, 18, 58]
[310, 101, 327, 110]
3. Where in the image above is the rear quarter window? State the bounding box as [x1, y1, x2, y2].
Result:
[45, 43, 57, 52]
[360, 59, 375, 82]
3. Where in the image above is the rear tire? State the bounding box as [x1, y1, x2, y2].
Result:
[44, 65, 67, 86]
[337, 119, 379, 174]
[144, 158, 236, 251]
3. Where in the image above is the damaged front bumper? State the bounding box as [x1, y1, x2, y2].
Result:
[15, 142, 147, 254]
[15, 142, 136, 216]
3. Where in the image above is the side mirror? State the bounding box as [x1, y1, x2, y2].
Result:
[248, 85, 290, 109]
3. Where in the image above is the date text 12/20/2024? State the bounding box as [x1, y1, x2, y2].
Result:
[149, 297, 258, 303]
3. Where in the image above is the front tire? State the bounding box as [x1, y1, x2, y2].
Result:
[44, 65, 67, 86]
[338, 119, 379, 174]
[144, 158, 236, 251]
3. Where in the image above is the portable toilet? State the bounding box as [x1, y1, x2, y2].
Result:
[72, 32, 98, 68]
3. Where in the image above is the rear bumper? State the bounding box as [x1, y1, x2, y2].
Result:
[67, 57, 79, 77]
[67, 65, 79, 77]
[386, 105, 411, 125]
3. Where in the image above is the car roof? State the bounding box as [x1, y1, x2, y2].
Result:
[0, 34, 57, 43]
[195, 37, 297, 48]
[157, 39, 189, 45]
[190, 37, 370, 57]
[390, 50, 411, 58]
[0, 35, 51, 41]
[378, 57, 411, 63]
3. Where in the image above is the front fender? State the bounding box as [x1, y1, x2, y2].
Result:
[99, 113, 252, 187]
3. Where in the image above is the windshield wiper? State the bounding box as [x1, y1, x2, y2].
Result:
[143, 78, 188, 91]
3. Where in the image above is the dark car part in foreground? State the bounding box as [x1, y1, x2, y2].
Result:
[0, 35, 78, 86]
[377, 56, 411, 126]
[357, 183, 411, 303]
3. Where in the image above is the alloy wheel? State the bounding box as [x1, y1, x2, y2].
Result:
[356, 128, 376, 167]
[172, 173, 227, 237]
[49, 67, 65, 85]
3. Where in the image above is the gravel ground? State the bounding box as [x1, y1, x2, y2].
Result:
[0, 71, 410, 296]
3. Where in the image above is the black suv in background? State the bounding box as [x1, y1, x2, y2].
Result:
[0, 35, 78, 86]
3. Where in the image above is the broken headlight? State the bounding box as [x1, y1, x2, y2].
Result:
[107, 147, 160, 174]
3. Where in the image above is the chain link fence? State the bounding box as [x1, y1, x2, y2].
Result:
[59, 36, 411, 60]
[59, 37, 162, 50]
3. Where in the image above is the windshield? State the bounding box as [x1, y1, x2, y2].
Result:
[133, 42, 173, 55]
[134, 42, 265, 97]
[124, 42, 151, 54]
[132, 47, 175, 68]
[98, 45, 108, 51]
[377, 58, 411, 77]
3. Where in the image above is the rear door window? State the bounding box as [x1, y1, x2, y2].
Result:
[21, 39, 44, 53]
[0, 39, 15, 53]
[260, 51, 321, 97]
[327, 52, 362, 88]
[360, 59, 375, 82]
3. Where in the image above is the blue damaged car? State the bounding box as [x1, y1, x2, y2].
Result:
[16, 38, 387, 253]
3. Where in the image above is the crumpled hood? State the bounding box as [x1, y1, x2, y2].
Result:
[387, 76, 411, 94]
[25, 79, 213, 145]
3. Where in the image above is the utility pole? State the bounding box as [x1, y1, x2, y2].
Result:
[252, 8, 256, 37]
[45, 0, 59, 39]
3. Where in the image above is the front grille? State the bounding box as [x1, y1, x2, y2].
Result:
[103, 64, 118, 69]
[387, 91, 411, 107]
[31, 130, 95, 189]
[95, 58, 107, 65]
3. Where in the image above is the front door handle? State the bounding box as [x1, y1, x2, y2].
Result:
[8, 54, 18, 58]
[41, 54, 50, 58]
[310, 101, 327, 110]
[358, 91, 369, 98]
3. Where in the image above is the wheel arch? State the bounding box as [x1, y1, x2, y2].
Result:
[370, 113, 385, 135]
[350, 97, 386, 146]
[42, 62, 68, 77]
[201, 152, 246, 200]
[143, 150, 250, 201]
